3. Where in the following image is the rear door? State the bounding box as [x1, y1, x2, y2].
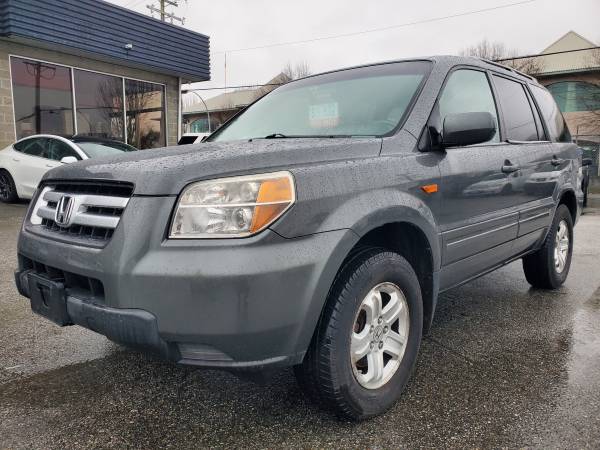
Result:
[435, 68, 526, 288]
[490, 75, 556, 249]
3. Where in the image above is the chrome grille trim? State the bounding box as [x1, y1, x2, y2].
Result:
[29, 183, 132, 244]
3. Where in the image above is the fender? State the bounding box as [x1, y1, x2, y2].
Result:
[288, 191, 442, 357]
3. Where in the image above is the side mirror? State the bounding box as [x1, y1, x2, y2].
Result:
[583, 158, 593, 167]
[442, 112, 497, 148]
[60, 156, 78, 164]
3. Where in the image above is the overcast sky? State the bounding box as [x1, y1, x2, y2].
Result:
[107, 0, 600, 97]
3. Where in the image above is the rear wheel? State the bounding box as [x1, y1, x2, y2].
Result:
[522, 204, 573, 289]
[295, 248, 423, 420]
[0, 170, 18, 203]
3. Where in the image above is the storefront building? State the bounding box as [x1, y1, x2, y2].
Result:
[0, 0, 210, 149]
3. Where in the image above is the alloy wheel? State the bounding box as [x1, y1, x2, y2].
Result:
[0, 173, 11, 201]
[350, 282, 410, 389]
[554, 219, 570, 273]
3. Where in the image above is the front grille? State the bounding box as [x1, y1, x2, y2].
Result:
[19, 255, 105, 302]
[51, 181, 133, 198]
[29, 181, 133, 246]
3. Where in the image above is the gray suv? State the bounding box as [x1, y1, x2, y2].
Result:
[15, 56, 582, 420]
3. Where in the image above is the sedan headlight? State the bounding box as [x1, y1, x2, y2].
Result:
[170, 171, 295, 238]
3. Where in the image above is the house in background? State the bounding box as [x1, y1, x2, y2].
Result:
[500, 31, 600, 167]
[0, 0, 210, 150]
[183, 73, 290, 134]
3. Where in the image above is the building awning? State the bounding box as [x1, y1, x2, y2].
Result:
[0, 0, 210, 82]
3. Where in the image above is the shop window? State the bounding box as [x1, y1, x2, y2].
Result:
[125, 80, 166, 149]
[547, 81, 600, 113]
[74, 70, 124, 140]
[10, 57, 74, 139]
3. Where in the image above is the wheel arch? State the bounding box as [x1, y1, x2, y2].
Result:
[558, 188, 577, 223]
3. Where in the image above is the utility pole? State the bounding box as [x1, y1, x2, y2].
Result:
[146, 0, 185, 25]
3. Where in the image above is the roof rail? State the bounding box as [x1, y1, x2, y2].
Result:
[477, 57, 535, 81]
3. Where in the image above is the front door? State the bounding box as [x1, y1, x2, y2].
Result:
[433, 68, 524, 289]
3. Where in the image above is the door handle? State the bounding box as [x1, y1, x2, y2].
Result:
[12, 158, 20, 162]
[551, 158, 564, 166]
[45, 164, 54, 168]
[502, 162, 520, 173]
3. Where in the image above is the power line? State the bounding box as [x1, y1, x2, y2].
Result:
[213, 0, 536, 54]
[146, 0, 185, 24]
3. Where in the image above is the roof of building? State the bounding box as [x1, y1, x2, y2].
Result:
[183, 73, 290, 114]
[499, 31, 599, 77]
[0, 0, 210, 82]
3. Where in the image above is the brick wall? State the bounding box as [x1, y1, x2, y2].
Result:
[0, 40, 180, 149]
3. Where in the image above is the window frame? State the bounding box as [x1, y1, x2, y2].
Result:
[44, 137, 83, 162]
[529, 83, 572, 143]
[8, 54, 168, 146]
[490, 73, 543, 143]
[13, 135, 87, 161]
[420, 65, 506, 150]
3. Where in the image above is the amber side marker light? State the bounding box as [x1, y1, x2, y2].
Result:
[421, 184, 439, 194]
[250, 176, 295, 233]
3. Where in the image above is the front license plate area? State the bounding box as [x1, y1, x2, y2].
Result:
[27, 273, 72, 326]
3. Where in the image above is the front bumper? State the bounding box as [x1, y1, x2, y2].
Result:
[17, 195, 356, 370]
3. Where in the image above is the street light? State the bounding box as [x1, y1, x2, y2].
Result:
[182, 90, 211, 134]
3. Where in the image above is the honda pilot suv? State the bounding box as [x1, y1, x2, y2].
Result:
[15, 56, 582, 420]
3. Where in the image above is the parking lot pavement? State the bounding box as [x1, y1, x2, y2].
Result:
[1, 204, 600, 449]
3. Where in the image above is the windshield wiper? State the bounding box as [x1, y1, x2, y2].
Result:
[264, 133, 289, 139]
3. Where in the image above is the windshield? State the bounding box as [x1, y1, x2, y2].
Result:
[210, 61, 432, 142]
[76, 141, 137, 158]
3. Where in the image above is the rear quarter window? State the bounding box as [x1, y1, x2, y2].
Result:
[530, 85, 571, 142]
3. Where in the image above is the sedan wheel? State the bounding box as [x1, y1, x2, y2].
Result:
[0, 171, 18, 203]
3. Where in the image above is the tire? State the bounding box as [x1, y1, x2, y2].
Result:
[296, 248, 423, 420]
[522, 204, 573, 289]
[0, 170, 19, 203]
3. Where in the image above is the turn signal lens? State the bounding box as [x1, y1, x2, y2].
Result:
[170, 172, 295, 238]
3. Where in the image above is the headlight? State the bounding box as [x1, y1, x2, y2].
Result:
[170, 171, 295, 238]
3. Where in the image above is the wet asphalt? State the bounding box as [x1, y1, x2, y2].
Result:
[1, 203, 600, 449]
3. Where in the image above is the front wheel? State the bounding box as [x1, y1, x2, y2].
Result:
[522, 204, 573, 289]
[295, 248, 423, 420]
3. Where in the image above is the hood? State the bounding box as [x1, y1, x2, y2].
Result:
[43, 138, 382, 196]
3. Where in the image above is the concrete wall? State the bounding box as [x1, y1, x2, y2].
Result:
[0, 39, 180, 149]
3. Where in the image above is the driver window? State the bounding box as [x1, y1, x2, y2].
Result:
[45, 139, 81, 161]
[438, 69, 500, 143]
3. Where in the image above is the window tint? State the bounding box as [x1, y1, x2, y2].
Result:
[525, 87, 546, 140]
[547, 81, 600, 112]
[438, 69, 499, 143]
[45, 139, 80, 161]
[125, 80, 166, 149]
[10, 57, 74, 139]
[13, 138, 47, 157]
[492, 76, 538, 141]
[74, 70, 124, 141]
[531, 85, 571, 142]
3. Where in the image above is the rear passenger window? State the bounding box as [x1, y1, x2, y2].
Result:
[530, 85, 571, 142]
[492, 76, 538, 141]
[438, 69, 499, 143]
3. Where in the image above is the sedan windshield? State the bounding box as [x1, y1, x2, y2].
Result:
[76, 141, 137, 158]
[210, 61, 432, 142]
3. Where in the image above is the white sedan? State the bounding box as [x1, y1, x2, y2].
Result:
[0, 135, 136, 202]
